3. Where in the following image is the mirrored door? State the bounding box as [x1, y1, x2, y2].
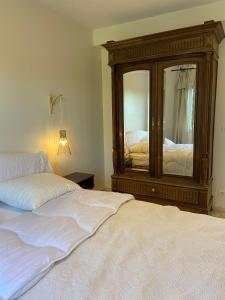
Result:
[123, 70, 150, 172]
[163, 64, 196, 177]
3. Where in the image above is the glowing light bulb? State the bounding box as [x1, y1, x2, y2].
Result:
[57, 130, 71, 155]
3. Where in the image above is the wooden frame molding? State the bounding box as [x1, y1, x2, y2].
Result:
[103, 21, 224, 65]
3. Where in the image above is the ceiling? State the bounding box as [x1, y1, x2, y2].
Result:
[36, 0, 218, 29]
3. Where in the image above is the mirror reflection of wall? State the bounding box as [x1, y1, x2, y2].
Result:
[124, 71, 149, 132]
[163, 64, 196, 177]
[123, 70, 150, 171]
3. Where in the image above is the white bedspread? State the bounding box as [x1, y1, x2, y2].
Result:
[163, 144, 193, 176]
[0, 190, 132, 300]
[20, 200, 225, 300]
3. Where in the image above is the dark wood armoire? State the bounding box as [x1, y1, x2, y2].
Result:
[103, 21, 224, 214]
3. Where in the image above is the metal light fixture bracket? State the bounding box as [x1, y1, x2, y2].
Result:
[49, 94, 63, 115]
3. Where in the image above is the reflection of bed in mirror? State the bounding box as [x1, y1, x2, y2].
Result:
[125, 130, 193, 176]
[123, 65, 195, 177]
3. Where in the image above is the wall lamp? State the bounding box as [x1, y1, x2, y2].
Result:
[57, 130, 71, 155]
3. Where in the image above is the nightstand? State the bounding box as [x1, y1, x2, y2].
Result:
[64, 172, 94, 189]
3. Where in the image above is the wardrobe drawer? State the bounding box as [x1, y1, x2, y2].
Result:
[164, 186, 199, 205]
[115, 179, 159, 197]
[113, 177, 200, 206]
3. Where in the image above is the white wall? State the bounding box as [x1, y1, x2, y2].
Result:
[94, 0, 225, 210]
[0, 0, 104, 188]
[93, 0, 225, 45]
[213, 39, 225, 211]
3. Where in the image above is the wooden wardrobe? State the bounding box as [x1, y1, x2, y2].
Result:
[103, 21, 224, 214]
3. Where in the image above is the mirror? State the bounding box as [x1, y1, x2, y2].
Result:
[163, 64, 196, 176]
[123, 70, 150, 171]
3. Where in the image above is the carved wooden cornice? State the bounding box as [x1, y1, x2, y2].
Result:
[103, 21, 225, 65]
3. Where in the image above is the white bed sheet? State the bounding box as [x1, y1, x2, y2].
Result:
[19, 200, 225, 300]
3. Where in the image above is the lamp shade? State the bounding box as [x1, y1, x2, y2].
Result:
[57, 130, 71, 155]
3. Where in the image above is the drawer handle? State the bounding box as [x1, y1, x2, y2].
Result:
[152, 188, 156, 193]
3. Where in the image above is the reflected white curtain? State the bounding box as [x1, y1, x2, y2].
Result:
[173, 65, 196, 144]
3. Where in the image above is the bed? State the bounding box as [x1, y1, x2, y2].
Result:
[125, 131, 193, 176]
[1, 152, 225, 300]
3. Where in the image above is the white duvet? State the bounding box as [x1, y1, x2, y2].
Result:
[0, 190, 132, 300]
[163, 144, 193, 176]
[20, 200, 225, 300]
[1, 195, 225, 300]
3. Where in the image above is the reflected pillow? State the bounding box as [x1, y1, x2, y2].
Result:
[0, 173, 81, 211]
[125, 130, 148, 147]
[164, 138, 176, 147]
[129, 142, 149, 153]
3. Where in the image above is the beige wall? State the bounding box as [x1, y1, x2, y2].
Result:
[94, 0, 225, 211]
[93, 0, 225, 45]
[0, 0, 104, 188]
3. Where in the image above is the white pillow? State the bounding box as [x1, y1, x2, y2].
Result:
[0, 173, 81, 211]
[164, 138, 176, 146]
[0, 152, 52, 182]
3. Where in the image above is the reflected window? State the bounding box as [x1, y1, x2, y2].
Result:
[163, 64, 196, 176]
